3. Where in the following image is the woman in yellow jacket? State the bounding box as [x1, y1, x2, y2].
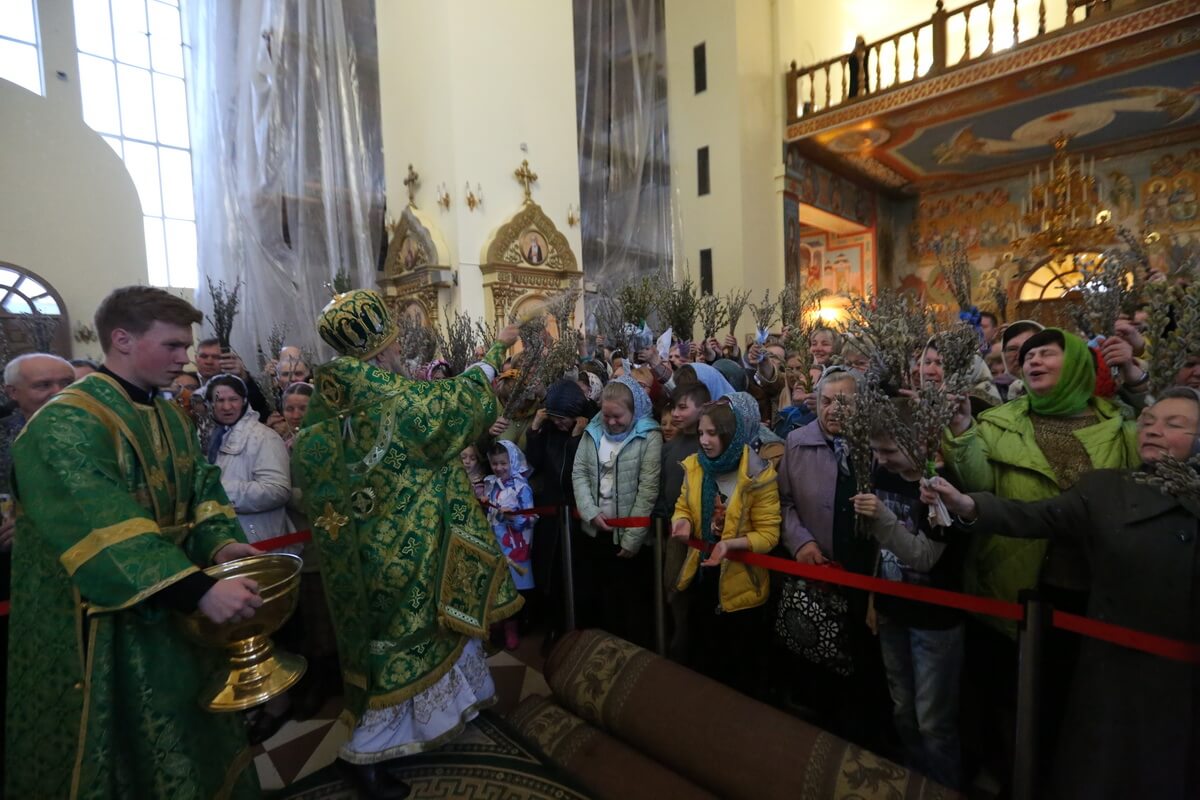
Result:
[670, 400, 780, 695]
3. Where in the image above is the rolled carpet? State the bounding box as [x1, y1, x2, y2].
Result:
[543, 629, 961, 800]
[511, 695, 716, 800]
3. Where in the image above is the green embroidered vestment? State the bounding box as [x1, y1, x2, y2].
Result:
[292, 345, 521, 725]
[4, 373, 258, 800]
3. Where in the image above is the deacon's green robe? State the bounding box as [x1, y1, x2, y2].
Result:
[4, 373, 258, 800]
[292, 344, 521, 727]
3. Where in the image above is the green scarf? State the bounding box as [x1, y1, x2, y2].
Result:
[1027, 328, 1094, 417]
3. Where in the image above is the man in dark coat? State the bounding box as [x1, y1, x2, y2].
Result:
[923, 387, 1200, 800]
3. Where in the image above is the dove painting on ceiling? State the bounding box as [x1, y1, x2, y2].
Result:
[933, 86, 1200, 166]
[886, 48, 1200, 180]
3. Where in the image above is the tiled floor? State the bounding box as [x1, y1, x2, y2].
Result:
[254, 638, 550, 792]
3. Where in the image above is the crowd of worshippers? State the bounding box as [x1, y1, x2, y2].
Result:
[1, 305, 1196, 798]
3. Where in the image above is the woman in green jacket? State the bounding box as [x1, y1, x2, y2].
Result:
[943, 329, 1139, 626]
[941, 327, 1138, 786]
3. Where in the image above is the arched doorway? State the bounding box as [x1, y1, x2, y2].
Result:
[0, 263, 70, 359]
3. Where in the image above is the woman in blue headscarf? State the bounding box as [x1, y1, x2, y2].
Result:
[674, 362, 736, 401]
[571, 375, 663, 646]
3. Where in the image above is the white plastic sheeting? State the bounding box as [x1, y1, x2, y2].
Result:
[573, 0, 674, 299]
[186, 0, 384, 361]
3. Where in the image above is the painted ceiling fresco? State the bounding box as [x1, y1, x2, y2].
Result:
[789, 11, 1200, 194]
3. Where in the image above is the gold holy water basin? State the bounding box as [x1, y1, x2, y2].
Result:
[180, 552, 307, 712]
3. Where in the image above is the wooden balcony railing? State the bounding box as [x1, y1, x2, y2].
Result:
[786, 0, 1153, 125]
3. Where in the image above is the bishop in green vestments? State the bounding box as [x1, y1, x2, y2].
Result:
[5, 287, 261, 800]
[292, 290, 522, 771]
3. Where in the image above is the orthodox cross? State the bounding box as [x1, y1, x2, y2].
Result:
[514, 159, 538, 201]
[315, 502, 349, 542]
[404, 164, 420, 207]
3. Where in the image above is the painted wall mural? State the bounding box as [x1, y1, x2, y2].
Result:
[784, 145, 877, 228]
[889, 140, 1200, 314]
[797, 228, 875, 298]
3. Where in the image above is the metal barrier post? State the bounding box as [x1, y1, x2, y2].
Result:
[653, 518, 666, 656]
[1013, 590, 1048, 800]
[560, 505, 577, 632]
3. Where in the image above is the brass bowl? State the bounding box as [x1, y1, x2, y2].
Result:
[180, 553, 307, 712]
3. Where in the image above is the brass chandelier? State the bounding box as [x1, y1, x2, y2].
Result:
[1011, 134, 1117, 264]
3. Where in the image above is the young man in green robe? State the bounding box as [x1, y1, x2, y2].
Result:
[292, 289, 523, 798]
[5, 286, 264, 799]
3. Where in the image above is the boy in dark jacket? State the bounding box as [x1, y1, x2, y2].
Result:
[654, 381, 711, 660]
[525, 379, 593, 645]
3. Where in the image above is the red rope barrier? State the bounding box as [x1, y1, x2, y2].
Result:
[253, 530, 313, 552]
[682, 538, 1200, 664]
[684, 538, 1024, 622]
[1052, 610, 1200, 665]
[3, 502, 1194, 666]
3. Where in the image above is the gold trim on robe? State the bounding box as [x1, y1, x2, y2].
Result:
[59, 517, 160, 576]
[194, 500, 236, 526]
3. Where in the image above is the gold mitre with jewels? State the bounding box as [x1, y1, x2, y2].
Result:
[317, 289, 399, 360]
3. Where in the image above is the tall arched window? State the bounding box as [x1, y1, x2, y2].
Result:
[0, 263, 70, 357]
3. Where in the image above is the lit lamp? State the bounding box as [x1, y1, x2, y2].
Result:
[1012, 134, 1116, 264]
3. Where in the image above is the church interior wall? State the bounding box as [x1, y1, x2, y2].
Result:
[375, 0, 583, 322]
[664, 0, 785, 342]
[885, 137, 1200, 309]
[0, 82, 146, 362]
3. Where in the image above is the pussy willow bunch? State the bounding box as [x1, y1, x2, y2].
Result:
[845, 289, 934, 392]
[937, 241, 974, 313]
[266, 323, 289, 366]
[698, 293, 728, 342]
[538, 290, 583, 385]
[725, 288, 752, 336]
[617, 276, 657, 327]
[779, 281, 802, 338]
[656, 273, 699, 342]
[16, 316, 59, 354]
[1142, 280, 1200, 396]
[749, 289, 779, 334]
[1116, 226, 1153, 283]
[544, 289, 580, 337]
[977, 268, 1008, 321]
[782, 285, 831, 354]
[475, 318, 497, 350]
[438, 306, 483, 376]
[398, 313, 438, 370]
[206, 277, 242, 351]
[1070, 250, 1136, 340]
[831, 382, 880, 536]
[882, 380, 962, 481]
[1133, 454, 1200, 502]
[538, 327, 583, 388]
[593, 295, 633, 357]
[503, 314, 549, 418]
[932, 323, 981, 380]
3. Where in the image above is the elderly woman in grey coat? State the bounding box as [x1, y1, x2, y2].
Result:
[923, 387, 1200, 800]
[776, 367, 890, 749]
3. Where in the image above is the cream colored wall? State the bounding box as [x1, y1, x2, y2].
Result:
[0, 0, 146, 361]
[665, 0, 785, 341]
[375, 0, 583, 321]
[785, 0, 1072, 72]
